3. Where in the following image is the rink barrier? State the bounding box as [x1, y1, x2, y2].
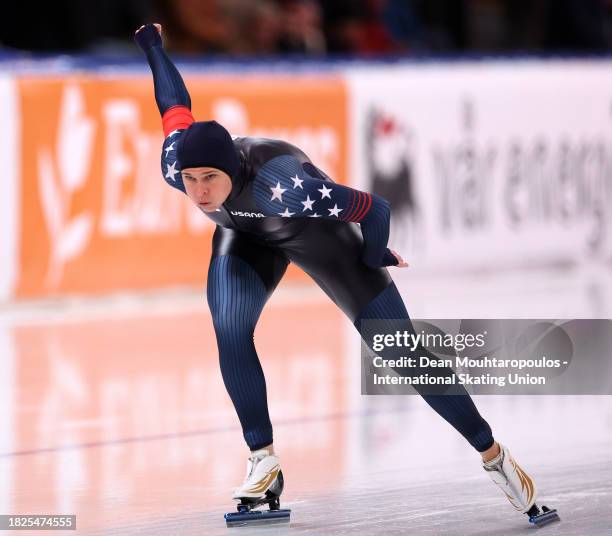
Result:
[0, 59, 610, 300]
[13, 75, 347, 299]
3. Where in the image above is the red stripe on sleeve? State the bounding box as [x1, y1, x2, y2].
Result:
[162, 105, 195, 137]
[341, 189, 357, 221]
[354, 193, 372, 222]
[346, 191, 364, 222]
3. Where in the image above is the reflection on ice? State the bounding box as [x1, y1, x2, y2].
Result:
[0, 267, 610, 534]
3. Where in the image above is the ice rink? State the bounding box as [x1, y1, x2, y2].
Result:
[1, 265, 611, 535]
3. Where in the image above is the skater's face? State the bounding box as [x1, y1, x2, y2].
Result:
[181, 167, 232, 212]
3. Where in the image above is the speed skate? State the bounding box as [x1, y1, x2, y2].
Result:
[525, 504, 560, 527]
[483, 443, 560, 528]
[224, 449, 291, 527]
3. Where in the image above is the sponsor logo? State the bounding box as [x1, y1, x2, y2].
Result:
[37, 84, 95, 288]
[230, 210, 266, 218]
[34, 84, 213, 291]
[433, 98, 609, 254]
[365, 108, 421, 250]
[433, 99, 496, 234]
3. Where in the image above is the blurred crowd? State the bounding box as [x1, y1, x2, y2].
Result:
[1, 0, 611, 56]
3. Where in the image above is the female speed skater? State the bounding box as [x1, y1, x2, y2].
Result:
[134, 23, 559, 528]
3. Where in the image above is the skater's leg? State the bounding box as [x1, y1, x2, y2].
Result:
[282, 221, 493, 452]
[279, 221, 558, 523]
[353, 279, 557, 522]
[352, 282, 495, 452]
[208, 227, 288, 451]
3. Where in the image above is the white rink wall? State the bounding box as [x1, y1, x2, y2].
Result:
[347, 60, 612, 271]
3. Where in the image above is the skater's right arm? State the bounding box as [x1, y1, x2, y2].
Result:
[134, 24, 194, 135]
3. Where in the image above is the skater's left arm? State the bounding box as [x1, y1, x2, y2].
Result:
[253, 155, 406, 268]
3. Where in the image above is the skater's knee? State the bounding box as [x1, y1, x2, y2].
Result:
[353, 282, 409, 330]
[212, 309, 256, 338]
[208, 289, 262, 336]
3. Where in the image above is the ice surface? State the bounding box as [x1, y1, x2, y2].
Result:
[1, 267, 611, 535]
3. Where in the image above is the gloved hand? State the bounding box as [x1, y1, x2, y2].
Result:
[134, 23, 162, 51]
[381, 248, 399, 266]
[381, 248, 409, 267]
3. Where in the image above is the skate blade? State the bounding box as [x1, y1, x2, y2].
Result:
[529, 507, 560, 527]
[225, 509, 291, 527]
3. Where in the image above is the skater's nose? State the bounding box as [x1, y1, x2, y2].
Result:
[195, 181, 210, 199]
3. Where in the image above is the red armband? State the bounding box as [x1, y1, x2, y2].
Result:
[162, 105, 194, 137]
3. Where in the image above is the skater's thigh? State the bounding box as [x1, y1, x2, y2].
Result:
[209, 226, 289, 298]
[280, 220, 392, 321]
[208, 228, 289, 329]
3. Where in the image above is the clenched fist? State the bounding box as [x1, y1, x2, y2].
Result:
[134, 23, 162, 51]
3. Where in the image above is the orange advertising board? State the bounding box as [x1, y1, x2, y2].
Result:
[17, 75, 347, 298]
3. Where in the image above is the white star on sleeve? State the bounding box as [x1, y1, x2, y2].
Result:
[328, 204, 343, 218]
[309, 212, 322, 218]
[318, 184, 332, 199]
[165, 161, 179, 181]
[164, 141, 175, 156]
[270, 181, 287, 202]
[290, 174, 304, 189]
[301, 195, 315, 211]
[166, 129, 181, 138]
[279, 207, 295, 217]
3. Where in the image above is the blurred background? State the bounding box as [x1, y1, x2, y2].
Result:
[1, 1, 612, 535]
[1, 0, 612, 56]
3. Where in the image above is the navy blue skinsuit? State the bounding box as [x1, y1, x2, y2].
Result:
[137, 24, 494, 453]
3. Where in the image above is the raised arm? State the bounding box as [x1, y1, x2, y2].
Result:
[134, 23, 194, 136]
[253, 155, 400, 268]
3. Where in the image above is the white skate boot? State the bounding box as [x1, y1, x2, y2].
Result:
[232, 448, 283, 500]
[483, 443, 559, 526]
[225, 449, 290, 527]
